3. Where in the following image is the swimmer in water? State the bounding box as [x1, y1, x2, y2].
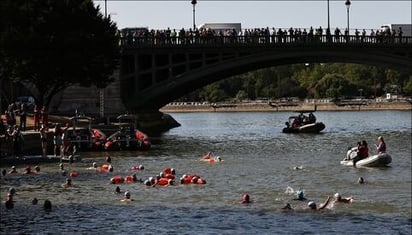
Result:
[115, 186, 121, 194]
[236, 194, 252, 204]
[293, 190, 307, 201]
[307, 196, 331, 211]
[333, 193, 353, 203]
[63, 178, 73, 188]
[121, 191, 133, 202]
[8, 166, 17, 174]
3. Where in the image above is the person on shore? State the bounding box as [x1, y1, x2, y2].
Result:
[41, 106, 48, 128]
[61, 123, 71, 156]
[53, 124, 62, 157]
[33, 105, 41, 131]
[40, 124, 48, 157]
[375, 136, 386, 153]
[19, 102, 27, 131]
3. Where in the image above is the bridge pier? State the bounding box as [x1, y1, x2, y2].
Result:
[134, 110, 181, 135]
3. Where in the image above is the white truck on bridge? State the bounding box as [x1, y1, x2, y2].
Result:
[380, 24, 412, 37]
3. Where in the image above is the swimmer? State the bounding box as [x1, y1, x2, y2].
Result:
[106, 156, 112, 164]
[236, 193, 252, 204]
[5, 194, 14, 209]
[1, 169, 6, 176]
[115, 186, 121, 194]
[307, 196, 331, 211]
[23, 166, 33, 174]
[333, 193, 353, 203]
[202, 156, 223, 163]
[8, 187, 16, 196]
[281, 203, 293, 211]
[63, 178, 73, 188]
[34, 166, 41, 173]
[131, 165, 144, 170]
[32, 198, 38, 205]
[121, 191, 133, 202]
[203, 152, 214, 159]
[293, 165, 303, 170]
[8, 166, 17, 174]
[293, 190, 307, 201]
[86, 162, 98, 170]
[358, 177, 365, 184]
[44, 199, 52, 211]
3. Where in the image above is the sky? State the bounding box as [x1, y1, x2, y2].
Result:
[94, 0, 412, 31]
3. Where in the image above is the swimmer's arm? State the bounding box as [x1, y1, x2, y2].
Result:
[318, 196, 331, 210]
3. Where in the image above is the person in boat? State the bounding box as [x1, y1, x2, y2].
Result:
[333, 193, 353, 203]
[308, 112, 316, 123]
[353, 140, 369, 167]
[375, 136, 386, 153]
[307, 196, 331, 210]
[291, 118, 300, 128]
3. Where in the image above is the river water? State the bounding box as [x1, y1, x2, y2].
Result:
[1, 110, 411, 234]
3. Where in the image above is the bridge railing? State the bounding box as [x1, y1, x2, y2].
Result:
[121, 34, 412, 47]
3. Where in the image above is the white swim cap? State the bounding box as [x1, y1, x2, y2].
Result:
[308, 201, 316, 209]
[92, 162, 97, 167]
[8, 187, 16, 195]
[124, 191, 130, 198]
[334, 193, 341, 199]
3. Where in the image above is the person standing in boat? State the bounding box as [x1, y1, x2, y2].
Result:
[353, 140, 369, 167]
[375, 136, 386, 153]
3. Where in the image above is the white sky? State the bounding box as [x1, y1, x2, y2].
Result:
[94, 0, 412, 30]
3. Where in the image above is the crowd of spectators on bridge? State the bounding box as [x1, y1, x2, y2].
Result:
[120, 25, 408, 46]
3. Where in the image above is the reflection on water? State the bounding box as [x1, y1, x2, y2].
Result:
[1, 111, 411, 234]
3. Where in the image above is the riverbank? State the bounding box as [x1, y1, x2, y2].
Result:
[160, 100, 412, 113]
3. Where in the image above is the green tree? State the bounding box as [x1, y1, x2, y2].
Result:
[0, 0, 120, 107]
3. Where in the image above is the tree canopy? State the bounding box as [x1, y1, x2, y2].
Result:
[0, 0, 120, 107]
[180, 63, 411, 103]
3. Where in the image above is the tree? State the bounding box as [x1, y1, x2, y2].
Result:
[0, 0, 120, 107]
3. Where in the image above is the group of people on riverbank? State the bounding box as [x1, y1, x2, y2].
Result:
[1, 102, 49, 157]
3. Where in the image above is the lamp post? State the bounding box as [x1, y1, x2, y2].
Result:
[191, 0, 197, 29]
[327, 0, 330, 30]
[345, 0, 351, 35]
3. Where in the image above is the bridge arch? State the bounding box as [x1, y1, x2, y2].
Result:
[120, 36, 412, 111]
